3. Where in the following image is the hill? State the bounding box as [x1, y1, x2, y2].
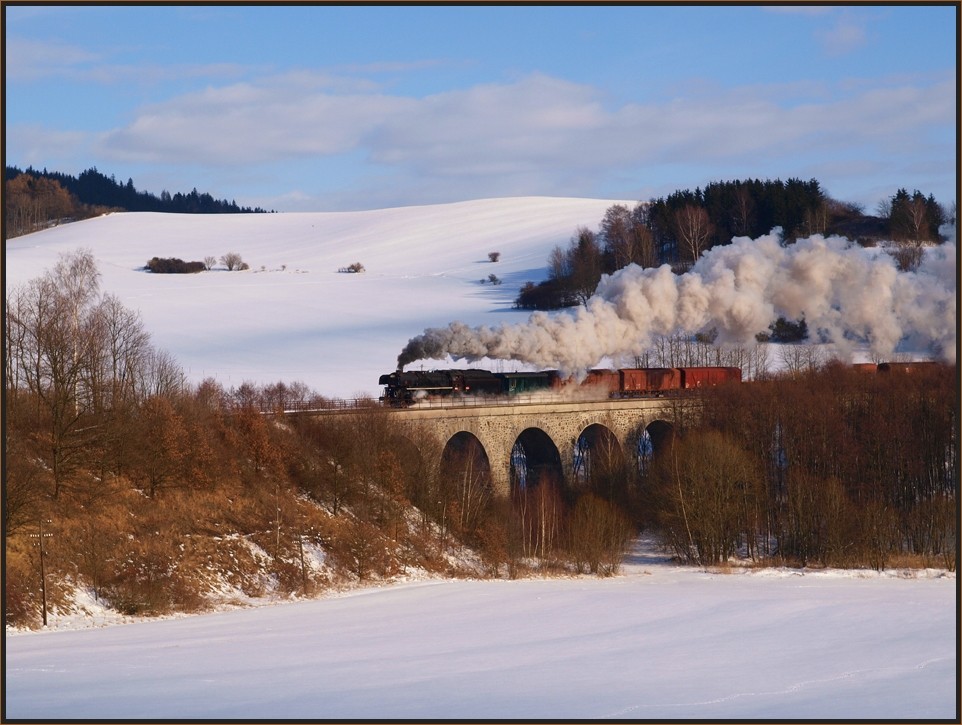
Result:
[5, 197, 632, 397]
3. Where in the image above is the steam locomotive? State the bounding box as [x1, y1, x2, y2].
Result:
[378, 366, 743, 406]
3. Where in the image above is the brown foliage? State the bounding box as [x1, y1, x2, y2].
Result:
[568, 494, 633, 575]
[5, 174, 86, 237]
[701, 363, 957, 568]
[650, 429, 765, 565]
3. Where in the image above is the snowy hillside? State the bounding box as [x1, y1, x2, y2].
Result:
[5, 538, 956, 720]
[5, 197, 630, 397]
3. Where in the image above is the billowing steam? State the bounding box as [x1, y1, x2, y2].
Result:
[398, 230, 957, 374]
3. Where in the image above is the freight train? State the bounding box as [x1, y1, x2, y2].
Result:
[378, 366, 743, 406]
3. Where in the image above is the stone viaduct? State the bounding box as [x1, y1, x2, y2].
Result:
[386, 396, 698, 496]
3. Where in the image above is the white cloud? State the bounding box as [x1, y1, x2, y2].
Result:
[10, 66, 942, 211]
[816, 14, 869, 56]
[4, 38, 101, 82]
[5, 35, 249, 86]
[6, 124, 93, 169]
[97, 70, 953, 171]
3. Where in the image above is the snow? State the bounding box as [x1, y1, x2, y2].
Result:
[5, 197, 632, 398]
[4, 199, 958, 719]
[5, 540, 956, 720]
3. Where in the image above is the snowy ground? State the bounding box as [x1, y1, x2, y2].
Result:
[5, 539, 956, 720]
[4, 199, 958, 719]
[5, 197, 632, 398]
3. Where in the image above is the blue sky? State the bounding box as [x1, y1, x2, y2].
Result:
[4, 4, 958, 213]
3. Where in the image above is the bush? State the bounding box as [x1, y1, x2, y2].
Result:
[568, 494, 633, 575]
[146, 257, 206, 274]
[220, 252, 245, 271]
[514, 279, 578, 310]
[488, 252, 501, 262]
[338, 262, 365, 273]
[650, 430, 764, 566]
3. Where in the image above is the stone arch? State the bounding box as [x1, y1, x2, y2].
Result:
[510, 427, 563, 493]
[573, 423, 626, 500]
[440, 431, 492, 488]
[388, 431, 426, 468]
[637, 419, 675, 475]
[438, 431, 494, 535]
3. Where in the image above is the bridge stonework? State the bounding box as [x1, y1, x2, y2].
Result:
[390, 398, 686, 496]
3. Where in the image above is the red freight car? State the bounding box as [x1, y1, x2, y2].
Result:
[618, 368, 682, 395]
[584, 368, 621, 394]
[679, 366, 742, 389]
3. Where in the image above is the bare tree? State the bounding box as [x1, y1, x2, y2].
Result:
[220, 252, 244, 271]
[672, 205, 713, 264]
[778, 344, 828, 378]
[731, 186, 756, 237]
[599, 203, 658, 270]
[802, 201, 829, 237]
[135, 348, 186, 400]
[7, 251, 104, 497]
[651, 429, 764, 565]
[904, 196, 930, 242]
[547, 244, 568, 281]
[569, 227, 603, 306]
[568, 493, 632, 575]
[88, 294, 152, 413]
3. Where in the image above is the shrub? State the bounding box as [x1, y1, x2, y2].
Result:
[514, 279, 578, 310]
[338, 262, 365, 273]
[146, 257, 205, 274]
[568, 494, 633, 575]
[650, 430, 764, 566]
[220, 252, 244, 271]
[488, 251, 501, 262]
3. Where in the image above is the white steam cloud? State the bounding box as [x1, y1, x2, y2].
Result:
[398, 230, 957, 373]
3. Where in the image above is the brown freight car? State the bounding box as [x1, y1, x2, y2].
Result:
[584, 368, 621, 394]
[618, 368, 682, 395]
[678, 366, 743, 388]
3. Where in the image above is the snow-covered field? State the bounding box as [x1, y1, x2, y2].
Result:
[4, 198, 958, 719]
[5, 197, 632, 398]
[5, 539, 956, 720]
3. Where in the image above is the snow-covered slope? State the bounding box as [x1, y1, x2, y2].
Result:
[5, 540, 956, 720]
[5, 197, 629, 397]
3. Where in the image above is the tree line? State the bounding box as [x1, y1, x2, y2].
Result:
[5, 166, 271, 238]
[646, 364, 957, 570]
[517, 179, 952, 310]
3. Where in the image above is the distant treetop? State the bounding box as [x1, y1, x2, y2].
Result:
[5, 165, 272, 215]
